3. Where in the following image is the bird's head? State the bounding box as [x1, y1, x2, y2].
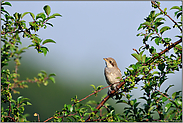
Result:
[103, 57, 118, 68]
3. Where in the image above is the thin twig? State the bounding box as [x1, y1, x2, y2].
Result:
[4, 116, 16, 122]
[72, 84, 116, 106]
[133, 48, 139, 54]
[156, 89, 180, 114]
[44, 112, 77, 122]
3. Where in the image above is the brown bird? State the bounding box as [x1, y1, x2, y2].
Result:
[103, 57, 122, 95]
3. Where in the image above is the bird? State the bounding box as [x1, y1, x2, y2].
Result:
[103, 57, 122, 96]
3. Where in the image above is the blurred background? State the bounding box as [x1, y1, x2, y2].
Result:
[3, 1, 182, 121]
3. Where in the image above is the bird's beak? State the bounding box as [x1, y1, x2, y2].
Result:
[103, 58, 110, 64]
[103, 58, 107, 61]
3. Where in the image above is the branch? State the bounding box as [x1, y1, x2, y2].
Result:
[151, 1, 182, 32]
[133, 48, 139, 54]
[72, 84, 112, 106]
[4, 116, 16, 122]
[145, 38, 182, 65]
[43, 112, 77, 122]
[85, 80, 126, 122]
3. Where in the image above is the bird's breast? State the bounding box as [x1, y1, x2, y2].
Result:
[104, 67, 122, 85]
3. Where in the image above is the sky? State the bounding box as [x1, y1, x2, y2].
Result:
[3, 1, 182, 121]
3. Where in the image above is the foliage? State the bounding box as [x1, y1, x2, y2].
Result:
[1, 1, 60, 122]
[44, 1, 182, 122]
[1, 1, 182, 122]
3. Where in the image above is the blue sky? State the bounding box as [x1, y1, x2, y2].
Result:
[6, 1, 181, 87]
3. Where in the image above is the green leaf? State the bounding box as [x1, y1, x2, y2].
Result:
[126, 94, 132, 100]
[52, 13, 62, 17]
[171, 91, 181, 99]
[48, 13, 62, 19]
[21, 12, 35, 20]
[116, 100, 128, 104]
[1, 8, 10, 15]
[139, 96, 147, 101]
[29, 12, 35, 20]
[149, 46, 156, 54]
[155, 17, 165, 22]
[42, 39, 56, 45]
[46, 22, 53, 27]
[17, 96, 23, 104]
[96, 85, 104, 90]
[20, 98, 30, 104]
[165, 85, 174, 93]
[36, 12, 46, 20]
[131, 53, 141, 62]
[40, 46, 49, 56]
[175, 44, 182, 50]
[21, 12, 29, 19]
[137, 24, 143, 31]
[40, 70, 47, 75]
[17, 47, 28, 54]
[49, 77, 55, 83]
[172, 92, 176, 99]
[154, 22, 164, 28]
[2, 2, 12, 6]
[43, 5, 51, 16]
[142, 55, 146, 63]
[13, 12, 19, 20]
[165, 102, 172, 112]
[160, 26, 171, 35]
[90, 84, 96, 90]
[170, 6, 180, 10]
[130, 99, 137, 106]
[27, 101, 32, 105]
[134, 102, 140, 108]
[158, 63, 165, 71]
[141, 22, 151, 27]
[49, 73, 56, 77]
[139, 50, 144, 56]
[164, 8, 167, 12]
[175, 99, 182, 106]
[162, 97, 168, 102]
[176, 12, 182, 19]
[148, 106, 155, 112]
[152, 71, 159, 75]
[28, 44, 36, 48]
[155, 38, 160, 45]
[164, 38, 171, 43]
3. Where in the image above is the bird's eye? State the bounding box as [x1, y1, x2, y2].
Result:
[109, 60, 114, 66]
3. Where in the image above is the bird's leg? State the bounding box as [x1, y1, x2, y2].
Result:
[112, 83, 119, 92]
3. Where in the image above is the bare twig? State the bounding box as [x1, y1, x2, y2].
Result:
[72, 83, 116, 106]
[133, 48, 139, 54]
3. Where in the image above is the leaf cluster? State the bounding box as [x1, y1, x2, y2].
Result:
[1, 1, 59, 122]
